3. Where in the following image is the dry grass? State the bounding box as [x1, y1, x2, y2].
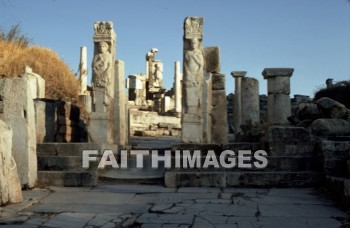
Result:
[0, 39, 79, 103]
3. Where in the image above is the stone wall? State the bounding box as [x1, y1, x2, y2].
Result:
[35, 99, 88, 143]
[130, 109, 181, 137]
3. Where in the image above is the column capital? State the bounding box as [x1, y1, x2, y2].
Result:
[231, 71, 247, 78]
[262, 68, 294, 79]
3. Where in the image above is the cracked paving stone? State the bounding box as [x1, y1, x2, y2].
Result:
[136, 214, 194, 225]
[87, 213, 122, 227]
[150, 203, 174, 212]
[41, 212, 95, 228]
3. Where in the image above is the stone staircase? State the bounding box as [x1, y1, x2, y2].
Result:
[36, 143, 118, 187]
[164, 127, 323, 187]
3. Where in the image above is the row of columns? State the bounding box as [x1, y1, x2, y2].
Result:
[232, 68, 293, 133]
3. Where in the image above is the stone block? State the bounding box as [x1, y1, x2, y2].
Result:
[23, 66, 45, 99]
[316, 97, 348, 119]
[268, 126, 315, 156]
[212, 73, 225, 90]
[319, 140, 350, 176]
[88, 112, 114, 144]
[204, 46, 220, 73]
[241, 77, 260, 125]
[311, 119, 350, 136]
[34, 99, 58, 143]
[227, 171, 318, 187]
[0, 120, 22, 205]
[267, 94, 291, 125]
[0, 77, 37, 188]
[165, 171, 226, 187]
[211, 90, 228, 144]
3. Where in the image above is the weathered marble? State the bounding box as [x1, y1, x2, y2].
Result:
[204, 46, 220, 73]
[0, 77, 37, 188]
[262, 68, 294, 125]
[231, 71, 246, 134]
[89, 21, 116, 143]
[241, 77, 260, 125]
[202, 72, 212, 143]
[79, 46, 88, 95]
[210, 73, 227, 144]
[113, 60, 128, 146]
[182, 17, 205, 143]
[23, 66, 45, 99]
[174, 61, 182, 113]
[0, 120, 22, 205]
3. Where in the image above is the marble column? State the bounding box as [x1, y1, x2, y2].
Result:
[262, 68, 294, 125]
[79, 46, 88, 95]
[241, 77, 260, 125]
[113, 60, 128, 146]
[231, 71, 246, 134]
[174, 61, 182, 113]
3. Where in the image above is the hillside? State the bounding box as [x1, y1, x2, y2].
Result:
[0, 26, 79, 103]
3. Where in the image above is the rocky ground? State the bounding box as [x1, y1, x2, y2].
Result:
[0, 184, 348, 228]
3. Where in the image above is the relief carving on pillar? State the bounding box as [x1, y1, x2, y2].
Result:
[184, 17, 204, 88]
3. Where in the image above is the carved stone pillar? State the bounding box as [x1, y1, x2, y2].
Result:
[89, 21, 116, 144]
[181, 17, 204, 143]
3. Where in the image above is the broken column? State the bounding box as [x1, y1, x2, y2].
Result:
[241, 77, 260, 125]
[174, 61, 182, 114]
[89, 21, 116, 144]
[79, 46, 88, 95]
[231, 71, 246, 134]
[78, 46, 92, 113]
[181, 17, 205, 143]
[23, 66, 45, 99]
[0, 77, 37, 188]
[262, 68, 294, 125]
[113, 60, 128, 146]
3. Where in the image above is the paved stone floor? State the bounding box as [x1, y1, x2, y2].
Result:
[0, 185, 348, 228]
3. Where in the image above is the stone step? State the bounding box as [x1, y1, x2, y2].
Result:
[37, 143, 118, 156]
[38, 155, 98, 171]
[99, 168, 164, 185]
[164, 171, 321, 188]
[37, 170, 98, 187]
[171, 142, 265, 153]
[165, 155, 320, 172]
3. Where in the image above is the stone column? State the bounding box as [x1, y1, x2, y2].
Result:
[79, 46, 88, 95]
[181, 17, 205, 143]
[113, 60, 127, 146]
[231, 71, 246, 134]
[241, 77, 260, 125]
[89, 21, 116, 144]
[174, 61, 182, 114]
[262, 68, 294, 125]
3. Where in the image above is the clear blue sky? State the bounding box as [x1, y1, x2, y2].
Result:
[1, 0, 349, 97]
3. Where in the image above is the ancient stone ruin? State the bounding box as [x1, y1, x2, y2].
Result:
[0, 18, 350, 217]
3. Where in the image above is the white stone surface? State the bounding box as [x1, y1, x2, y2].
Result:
[174, 61, 182, 113]
[182, 17, 205, 143]
[79, 46, 88, 95]
[0, 77, 37, 188]
[0, 120, 22, 205]
[23, 65, 45, 99]
[113, 60, 128, 145]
